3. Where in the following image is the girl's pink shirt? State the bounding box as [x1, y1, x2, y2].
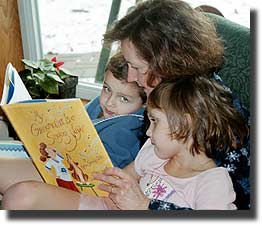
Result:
[135, 139, 237, 210]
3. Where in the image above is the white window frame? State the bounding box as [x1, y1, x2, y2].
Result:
[17, 0, 43, 61]
[17, 0, 102, 100]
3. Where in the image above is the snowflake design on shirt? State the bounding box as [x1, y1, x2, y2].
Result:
[152, 183, 167, 199]
[148, 199, 192, 210]
[240, 147, 249, 157]
[225, 151, 240, 162]
[160, 201, 172, 210]
[224, 163, 237, 173]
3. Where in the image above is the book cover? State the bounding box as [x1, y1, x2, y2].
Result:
[1, 99, 113, 197]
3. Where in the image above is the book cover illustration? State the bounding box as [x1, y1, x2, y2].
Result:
[1, 99, 113, 196]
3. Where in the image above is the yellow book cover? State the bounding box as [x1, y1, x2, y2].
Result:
[1, 99, 113, 197]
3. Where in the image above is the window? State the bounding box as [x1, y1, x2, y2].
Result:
[17, 0, 252, 100]
[185, 0, 253, 27]
[18, 0, 136, 100]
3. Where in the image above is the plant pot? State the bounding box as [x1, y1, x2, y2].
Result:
[58, 75, 78, 98]
[19, 69, 78, 99]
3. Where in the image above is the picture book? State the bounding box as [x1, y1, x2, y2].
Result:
[0, 62, 32, 154]
[1, 99, 113, 197]
[0, 63, 32, 105]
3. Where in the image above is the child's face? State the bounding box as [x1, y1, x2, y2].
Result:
[100, 70, 143, 118]
[146, 108, 187, 160]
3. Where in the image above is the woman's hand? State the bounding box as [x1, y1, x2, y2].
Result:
[93, 167, 150, 210]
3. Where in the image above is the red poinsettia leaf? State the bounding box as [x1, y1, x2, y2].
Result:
[55, 61, 64, 68]
[51, 57, 57, 62]
[55, 62, 64, 71]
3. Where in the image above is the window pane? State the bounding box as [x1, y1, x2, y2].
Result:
[38, 0, 136, 83]
[186, 0, 252, 28]
[38, 0, 251, 87]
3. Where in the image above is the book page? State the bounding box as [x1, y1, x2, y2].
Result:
[0, 63, 31, 105]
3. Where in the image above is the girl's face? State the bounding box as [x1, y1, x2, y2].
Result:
[121, 40, 161, 96]
[146, 108, 186, 160]
[100, 70, 143, 118]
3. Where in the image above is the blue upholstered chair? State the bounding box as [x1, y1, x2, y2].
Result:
[207, 13, 250, 210]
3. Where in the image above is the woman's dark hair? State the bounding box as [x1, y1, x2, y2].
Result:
[104, 0, 224, 87]
[147, 76, 248, 158]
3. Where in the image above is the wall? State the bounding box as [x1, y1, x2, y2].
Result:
[0, 0, 24, 96]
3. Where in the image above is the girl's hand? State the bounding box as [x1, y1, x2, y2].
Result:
[93, 167, 150, 210]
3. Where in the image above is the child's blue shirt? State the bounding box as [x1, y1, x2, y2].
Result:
[85, 96, 145, 168]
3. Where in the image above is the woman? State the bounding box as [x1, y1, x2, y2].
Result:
[1, 0, 249, 210]
[96, 0, 250, 210]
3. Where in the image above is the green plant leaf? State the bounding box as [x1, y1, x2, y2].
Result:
[39, 59, 56, 72]
[40, 78, 59, 94]
[20, 57, 77, 98]
[30, 85, 42, 98]
[25, 75, 33, 81]
[33, 72, 45, 82]
[19, 70, 33, 83]
[59, 68, 74, 77]
[59, 73, 69, 80]
[46, 73, 64, 83]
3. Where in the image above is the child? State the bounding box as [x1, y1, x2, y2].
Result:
[93, 76, 248, 210]
[85, 52, 146, 168]
[138, 76, 248, 209]
[1, 76, 248, 210]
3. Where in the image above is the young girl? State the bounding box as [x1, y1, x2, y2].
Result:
[85, 52, 146, 168]
[94, 76, 248, 210]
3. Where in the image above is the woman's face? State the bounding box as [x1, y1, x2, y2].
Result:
[121, 40, 161, 96]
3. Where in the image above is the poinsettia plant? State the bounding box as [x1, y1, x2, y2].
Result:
[20, 57, 75, 98]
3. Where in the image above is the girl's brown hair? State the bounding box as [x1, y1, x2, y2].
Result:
[147, 76, 248, 158]
[104, 0, 224, 87]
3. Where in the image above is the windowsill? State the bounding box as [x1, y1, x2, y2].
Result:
[76, 82, 102, 101]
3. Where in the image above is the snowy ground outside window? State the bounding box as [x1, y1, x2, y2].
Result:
[38, 0, 254, 55]
[37, 0, 254, 81]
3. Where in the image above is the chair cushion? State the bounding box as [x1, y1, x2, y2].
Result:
[206, 13, 250, 111]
